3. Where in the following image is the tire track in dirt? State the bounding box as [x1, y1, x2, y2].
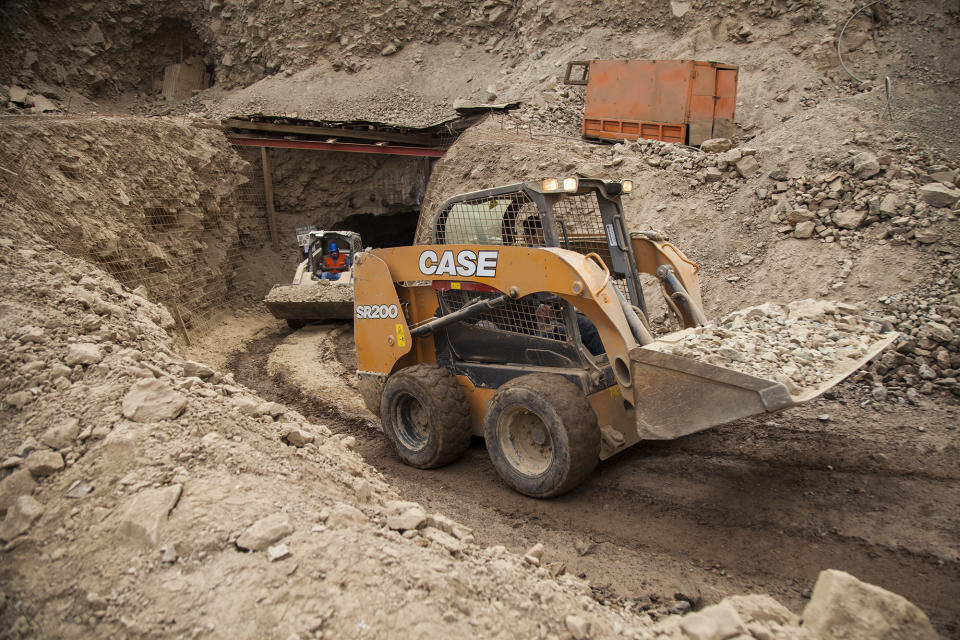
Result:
[228, 328, 960, 637]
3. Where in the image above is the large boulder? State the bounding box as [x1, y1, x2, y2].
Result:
[802, 569, 938, 640]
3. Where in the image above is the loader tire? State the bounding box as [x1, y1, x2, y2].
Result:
[483, 374, 599, 498]
[380, 364, 471, 469]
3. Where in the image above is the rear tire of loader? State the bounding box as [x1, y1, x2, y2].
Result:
[380, 365, 471, 469]
[483, 374, 599, 498]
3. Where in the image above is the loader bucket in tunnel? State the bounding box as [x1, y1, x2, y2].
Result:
[627, 331, 898, 440]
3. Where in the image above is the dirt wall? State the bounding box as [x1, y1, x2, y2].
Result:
[0, 115, 268, 331]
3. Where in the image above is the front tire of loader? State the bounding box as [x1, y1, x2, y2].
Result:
[380, 365, 471, 469]
[483, 374, 599, 498]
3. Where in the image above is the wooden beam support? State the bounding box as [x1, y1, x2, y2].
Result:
[260, 147, 279, 249]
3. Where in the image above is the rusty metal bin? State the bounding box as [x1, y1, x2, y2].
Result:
[565, 59, 738, 146]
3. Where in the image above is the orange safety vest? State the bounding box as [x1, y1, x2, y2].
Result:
[323, 253, 347, 273]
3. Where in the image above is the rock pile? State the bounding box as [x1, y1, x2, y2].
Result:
[653, 299, 890, 397]
[759, 142, 959, 248]
[871, 279, 960, 404]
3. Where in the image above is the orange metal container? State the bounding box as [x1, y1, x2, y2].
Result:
[573, 60, 738, 146]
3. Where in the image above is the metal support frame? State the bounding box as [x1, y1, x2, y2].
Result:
[230, 136, 446, 158]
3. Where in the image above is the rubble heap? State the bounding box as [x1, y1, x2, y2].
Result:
[653, 299, 890, 397]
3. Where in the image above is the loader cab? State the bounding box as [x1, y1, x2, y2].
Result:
[426, 179, 641, 390]
[304, 231, 362, 277]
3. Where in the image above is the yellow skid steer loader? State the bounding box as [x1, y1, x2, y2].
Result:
[352, 178, 895, 497]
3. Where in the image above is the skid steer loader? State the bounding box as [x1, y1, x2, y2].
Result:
[352, 178, 895, 497]
[264, 230, 363, 328]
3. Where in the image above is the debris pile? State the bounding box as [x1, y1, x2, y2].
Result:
[872, 280, 960, 403]
[654, 299, 890, 396]
[758, 140, 959, 247]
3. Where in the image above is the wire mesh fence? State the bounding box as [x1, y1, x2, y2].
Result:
[0, 117, 273, 339]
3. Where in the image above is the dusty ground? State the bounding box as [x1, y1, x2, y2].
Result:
[217, 316, 960, 636]
[2, 0, 959, 638]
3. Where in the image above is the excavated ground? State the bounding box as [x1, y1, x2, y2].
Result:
[210, 315, 960, 636]
[3, 0, 959, 637]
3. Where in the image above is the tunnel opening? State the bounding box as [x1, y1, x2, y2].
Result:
[332, 210, 420, 248]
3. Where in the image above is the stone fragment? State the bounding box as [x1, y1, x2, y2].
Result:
[722, 148, 742, 163]
[380, 43, 398, 56]
[231, 396, 261, 416]
[524, 542, 545, 565]
[237, 512, 294, 551]
[65, 343, 103, 366]
[30, 95, 57, 112]
[421, 526, 463, 554]
[161, 543, 178, 563]
[19, 326, 44, 343]
[65, 480, 94, 499]
[726, 594, 797, 626]
[425, 513, 474, 542]
[5, 391, 33, 409]
[879, 194, 899, 216]
[735, 155, 760, 178]
[280, 424, 315, 447]
[0, 495, 44, 542]
[122, 379, 187, 422]
[88, 22, 105, 45]
[258, 401, 286, 418]
[924, 322, 954, 343]
[266, 543, 291, 562]
[41, 418, 79, 450]
[833, 209, 866, 230]
[679, 601, 747, 640]
[794, 221, 815, 239]
[384, 501, 426, 531]
[181, 361, 215, 379]
[326, 503, 368, 529]
[786, 208, 815, 224]
[8, 85, 28, 104]
[852, 152, 880, 178]
[565, 614, 592, 640]
[116, 484, 182, 547]
[704, 167, 723, 182]
[802, 569, 938, 640]
[919, 183, 960, 208]
[700, 138, 731, 153]
[25, 450, 64, 477]
[913, 228, 940, 244]
[0, 470, 37, 516]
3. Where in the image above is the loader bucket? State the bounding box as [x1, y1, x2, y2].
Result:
[628, 331, 898, 441]
[264, 283, 355, 321]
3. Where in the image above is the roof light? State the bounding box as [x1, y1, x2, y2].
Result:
[540, 178, 560, 192]
[621, 179, 633, 194]
[562, 177, 579, 192]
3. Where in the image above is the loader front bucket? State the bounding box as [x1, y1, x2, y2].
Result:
[628, 331, 897, 440]
[264, 283, 355, 321]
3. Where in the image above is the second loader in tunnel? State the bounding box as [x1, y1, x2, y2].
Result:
[352, 178, 897, 497]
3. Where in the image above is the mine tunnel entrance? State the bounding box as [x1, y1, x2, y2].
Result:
[333, 210, 420, 248]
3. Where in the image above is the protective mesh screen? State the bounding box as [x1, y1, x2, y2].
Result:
[435, 191, 541, 246]
[549, 191, 630, 300]
[439, 289, 569, 343]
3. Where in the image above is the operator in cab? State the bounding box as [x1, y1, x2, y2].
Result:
[320, 242, 348, 280]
